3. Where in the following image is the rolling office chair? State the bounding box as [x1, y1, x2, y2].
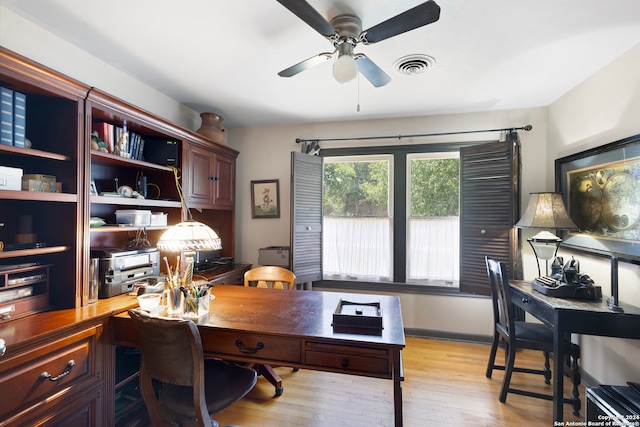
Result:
[244, 265, 297, 396]
[484, 257, 581, 416]
[128, 309, 257, 427]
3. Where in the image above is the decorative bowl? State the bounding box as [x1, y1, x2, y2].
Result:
[137, 293, 161, 312]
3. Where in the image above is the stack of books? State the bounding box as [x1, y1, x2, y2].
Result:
[92, 122, 146, 160]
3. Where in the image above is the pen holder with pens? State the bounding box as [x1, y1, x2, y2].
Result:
[166, 287, 182, 315]
[181, 284, 213, 319]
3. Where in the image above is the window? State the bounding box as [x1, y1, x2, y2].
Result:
[321, 151, 460, 287]
[407, 153, 460, 286]
[322, 155, 393, 281]
[297, 137, 520, 295]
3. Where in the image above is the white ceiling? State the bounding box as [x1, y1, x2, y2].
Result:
[3, 0, 640, 128]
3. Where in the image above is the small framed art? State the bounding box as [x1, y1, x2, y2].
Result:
[251, 179, 280, 218]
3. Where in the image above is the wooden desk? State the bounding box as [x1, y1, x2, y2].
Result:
[510, 280, 640, 423]
[111, 285, 407, 426]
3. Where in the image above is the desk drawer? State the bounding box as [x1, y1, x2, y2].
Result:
[201, 329, 301, 364]
[0, 326, 99, 420]
[305, 342, 390, 377]
[512, 290, 554, 326]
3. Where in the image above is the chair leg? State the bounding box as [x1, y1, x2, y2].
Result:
[543, 351, 551, 385]
[486, 331, 500, 379]
[500, 342, 516, 403]
[257, 364, 284, 397]
[570, 346, 581, 416]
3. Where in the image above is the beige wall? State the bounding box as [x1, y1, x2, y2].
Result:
[546, 43, 640, 384]
[4, 6, 638, 385]
[230, 108, 547, 340]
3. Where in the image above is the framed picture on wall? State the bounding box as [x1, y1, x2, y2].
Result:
[555, 133, 640, 263]
[251, 179, 280, 218]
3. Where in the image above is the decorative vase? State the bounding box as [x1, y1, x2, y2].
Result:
[196, 112, 226, 145]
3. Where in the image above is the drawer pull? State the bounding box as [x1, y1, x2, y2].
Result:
[235, 339, 264, 354]
[341, 359, 349, 368]
[40, 359, 75, 382]
[522, 297, 530, 304]
[0, 338, 5, 357]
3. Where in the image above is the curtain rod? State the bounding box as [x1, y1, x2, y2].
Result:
[295, 125, 532, 144]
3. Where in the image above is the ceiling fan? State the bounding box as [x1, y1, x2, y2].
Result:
[276, 0, 441, 87]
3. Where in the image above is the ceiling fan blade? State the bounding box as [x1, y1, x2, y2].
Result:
[361, 0, 441, 44]
[355, 55, 391, 87]
[278, 52, 333, 77]
[276, 0, 336, 38]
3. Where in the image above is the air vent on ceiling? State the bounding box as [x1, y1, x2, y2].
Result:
[393, 54, 436, 76]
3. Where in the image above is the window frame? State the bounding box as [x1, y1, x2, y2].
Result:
[318, 141, 492, 294]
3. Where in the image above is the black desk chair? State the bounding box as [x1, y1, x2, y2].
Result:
[129, 309, 257, 427]
[484, 257, 581, 416]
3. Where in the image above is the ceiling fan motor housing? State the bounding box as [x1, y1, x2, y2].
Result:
[330, 14, 362, 45]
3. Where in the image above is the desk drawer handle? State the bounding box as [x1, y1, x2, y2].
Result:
[522, 297, 530, 304]
[40, 360, 75, 382]
[341, 359, 349, 368]
[235, 340, 264, 354]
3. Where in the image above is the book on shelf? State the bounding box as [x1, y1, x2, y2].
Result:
[92, 122, 114, 152]
[0, 86, 13, 146]
[13, 91, 26, 148]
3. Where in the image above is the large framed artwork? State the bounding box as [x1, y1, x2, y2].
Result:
[555, 134, 640, 263]
[251, 179, 280, 218]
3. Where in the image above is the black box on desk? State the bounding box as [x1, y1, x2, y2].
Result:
[258, 246, 290, 267]
[332, 300, 383, 335]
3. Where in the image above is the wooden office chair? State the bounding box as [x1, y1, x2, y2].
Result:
[244, 265, 296, 290]
[244, 265, 297, 396]
[128, 309, 257, 427]
[484, 257, 581, 416]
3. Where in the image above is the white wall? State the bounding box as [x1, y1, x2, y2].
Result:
[5, 5, 638, 385]
[0, 7, 200, 129]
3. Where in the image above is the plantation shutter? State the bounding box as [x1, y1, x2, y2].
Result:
[290, 152, 323, 287]
[459, 134, 521, 295]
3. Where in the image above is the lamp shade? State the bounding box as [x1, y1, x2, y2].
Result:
[157, 220, 222, 252]
[333, 42, 358, 84]
[515, 192, 577, 230]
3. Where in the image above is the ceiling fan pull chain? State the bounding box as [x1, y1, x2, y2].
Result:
[357, 73, 361, 112]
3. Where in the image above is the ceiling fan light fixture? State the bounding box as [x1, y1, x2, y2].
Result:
[332, 42, 358, 84]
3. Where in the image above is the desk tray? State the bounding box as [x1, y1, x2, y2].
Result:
[332, 300, 383, 335]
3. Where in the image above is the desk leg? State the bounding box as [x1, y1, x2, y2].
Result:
[393, 349, 404, 427]
[553, 328, 564, 423]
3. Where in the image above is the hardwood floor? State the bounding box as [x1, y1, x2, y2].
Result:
[211, 337, 585, 426]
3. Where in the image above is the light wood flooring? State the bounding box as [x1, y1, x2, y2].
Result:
[212, 337, 585, 427]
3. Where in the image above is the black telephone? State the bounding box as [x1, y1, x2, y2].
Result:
[549, 256, 594, 286]
[532, 256, 602, 300]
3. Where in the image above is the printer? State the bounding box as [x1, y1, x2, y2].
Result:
[91, 247, 160, 298]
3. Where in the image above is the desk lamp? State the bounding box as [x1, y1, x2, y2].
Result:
[515, 192, 577, 278]
[157, 168, 222, 286]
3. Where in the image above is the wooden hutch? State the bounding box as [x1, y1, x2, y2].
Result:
[0, 47, 247, 426]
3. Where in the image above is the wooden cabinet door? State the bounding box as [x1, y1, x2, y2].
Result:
[213, 154, 235, 207]
[185, 142, 236, 208]
[185, 142, 215, 207]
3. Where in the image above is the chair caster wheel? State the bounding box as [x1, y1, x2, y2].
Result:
[275, 386, 284, 397]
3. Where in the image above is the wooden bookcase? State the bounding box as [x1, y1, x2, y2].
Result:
[0, 47, 241, 426]
[0, 47, 86, 313]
